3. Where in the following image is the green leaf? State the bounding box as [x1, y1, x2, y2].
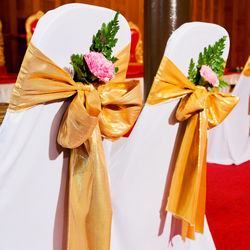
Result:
[208, 86, 213, 92]
[188, 58, 197, 84]
[70, 54, 87, 83]
[218, 79, 229, 88]
[70, 54, 98, 83]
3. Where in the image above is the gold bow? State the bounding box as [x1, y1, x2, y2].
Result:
[9, 43, 142, 250]
[147, 57, 239, 240]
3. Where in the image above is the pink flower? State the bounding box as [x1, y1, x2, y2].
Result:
[84, 52, 115, 82]
[200, 65, 219, 87]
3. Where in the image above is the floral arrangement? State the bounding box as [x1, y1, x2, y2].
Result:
[188, 36, 229, 92]
[70, 12, 120, 84]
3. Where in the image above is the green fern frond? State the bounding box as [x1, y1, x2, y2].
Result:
[90, 12, 120, 63]
[188, 58, 197, 84]
[218, 79, 229, 89]
[70, 12, 120, 83]
[187, 36, 228, 90]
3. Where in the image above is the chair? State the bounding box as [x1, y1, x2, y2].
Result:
[105, 22, 230, 249]
[0, 20, 18, 108]
[128, 22, 143, 64]
[126, 21, 144, 78]
[207, 56, 250, 165]
[25, 10, 44, 45]
[0, 20, 5, 68]
[0, 21, 12, 124]
[0, 4, 132, 249]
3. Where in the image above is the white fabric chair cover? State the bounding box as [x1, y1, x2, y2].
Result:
[207, 60, 250, 165]
[0, 4, 130, 250]
[106, 22, 230, 250]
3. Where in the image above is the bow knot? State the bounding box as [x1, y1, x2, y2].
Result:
[176, 86, 208, 122]
[76, 82, 94, 92]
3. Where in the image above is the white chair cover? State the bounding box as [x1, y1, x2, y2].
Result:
[106, 22, 230, 250]
[207, 59, 250, 165]
[0, 4, 130, 250]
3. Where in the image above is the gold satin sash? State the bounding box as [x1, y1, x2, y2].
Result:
[147, 56, 239, 240]
[9, 42, 142, 250]
[242, 56, 250, 76]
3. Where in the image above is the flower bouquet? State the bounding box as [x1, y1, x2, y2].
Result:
[70, 12, 120, 84]
[188, 36, 229, 91]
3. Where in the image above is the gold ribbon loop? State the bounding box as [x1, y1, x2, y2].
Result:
[8, 42, 142, 250]
[207, 92, 240, 128]
[57, 88, 101, 149]
[98, 79, 142, 139]
[147, 56, 239, 240]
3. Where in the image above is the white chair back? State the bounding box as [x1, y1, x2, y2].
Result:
[0, 4, 130, 250]
[207, 58, 250, 165]
[107, 22, 228, 250]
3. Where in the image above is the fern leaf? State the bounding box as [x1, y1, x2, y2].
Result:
[90, 11, 120, 62]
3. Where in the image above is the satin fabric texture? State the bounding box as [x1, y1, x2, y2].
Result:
[8, 42, 142, 250]
[147, 56, 239, 240]
[242, 56, 250, 76]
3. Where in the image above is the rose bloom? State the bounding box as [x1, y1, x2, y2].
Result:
[200, 65, 219, 87]
[84, 52, 115, 82]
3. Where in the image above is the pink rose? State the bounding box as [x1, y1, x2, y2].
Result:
[200, 65, 219, 87]
[84, 52, 115, 82]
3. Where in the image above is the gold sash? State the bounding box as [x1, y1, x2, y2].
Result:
[8, 43, 142, 250]
[147, 57, 239, 240]
[242, 56, 250, 76]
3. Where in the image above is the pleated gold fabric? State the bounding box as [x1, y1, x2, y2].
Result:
[0, 103, 8, 125]
[147, 56, 239, 240]
[242, 56, 250, 76]
[8, 42, 142, 250]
